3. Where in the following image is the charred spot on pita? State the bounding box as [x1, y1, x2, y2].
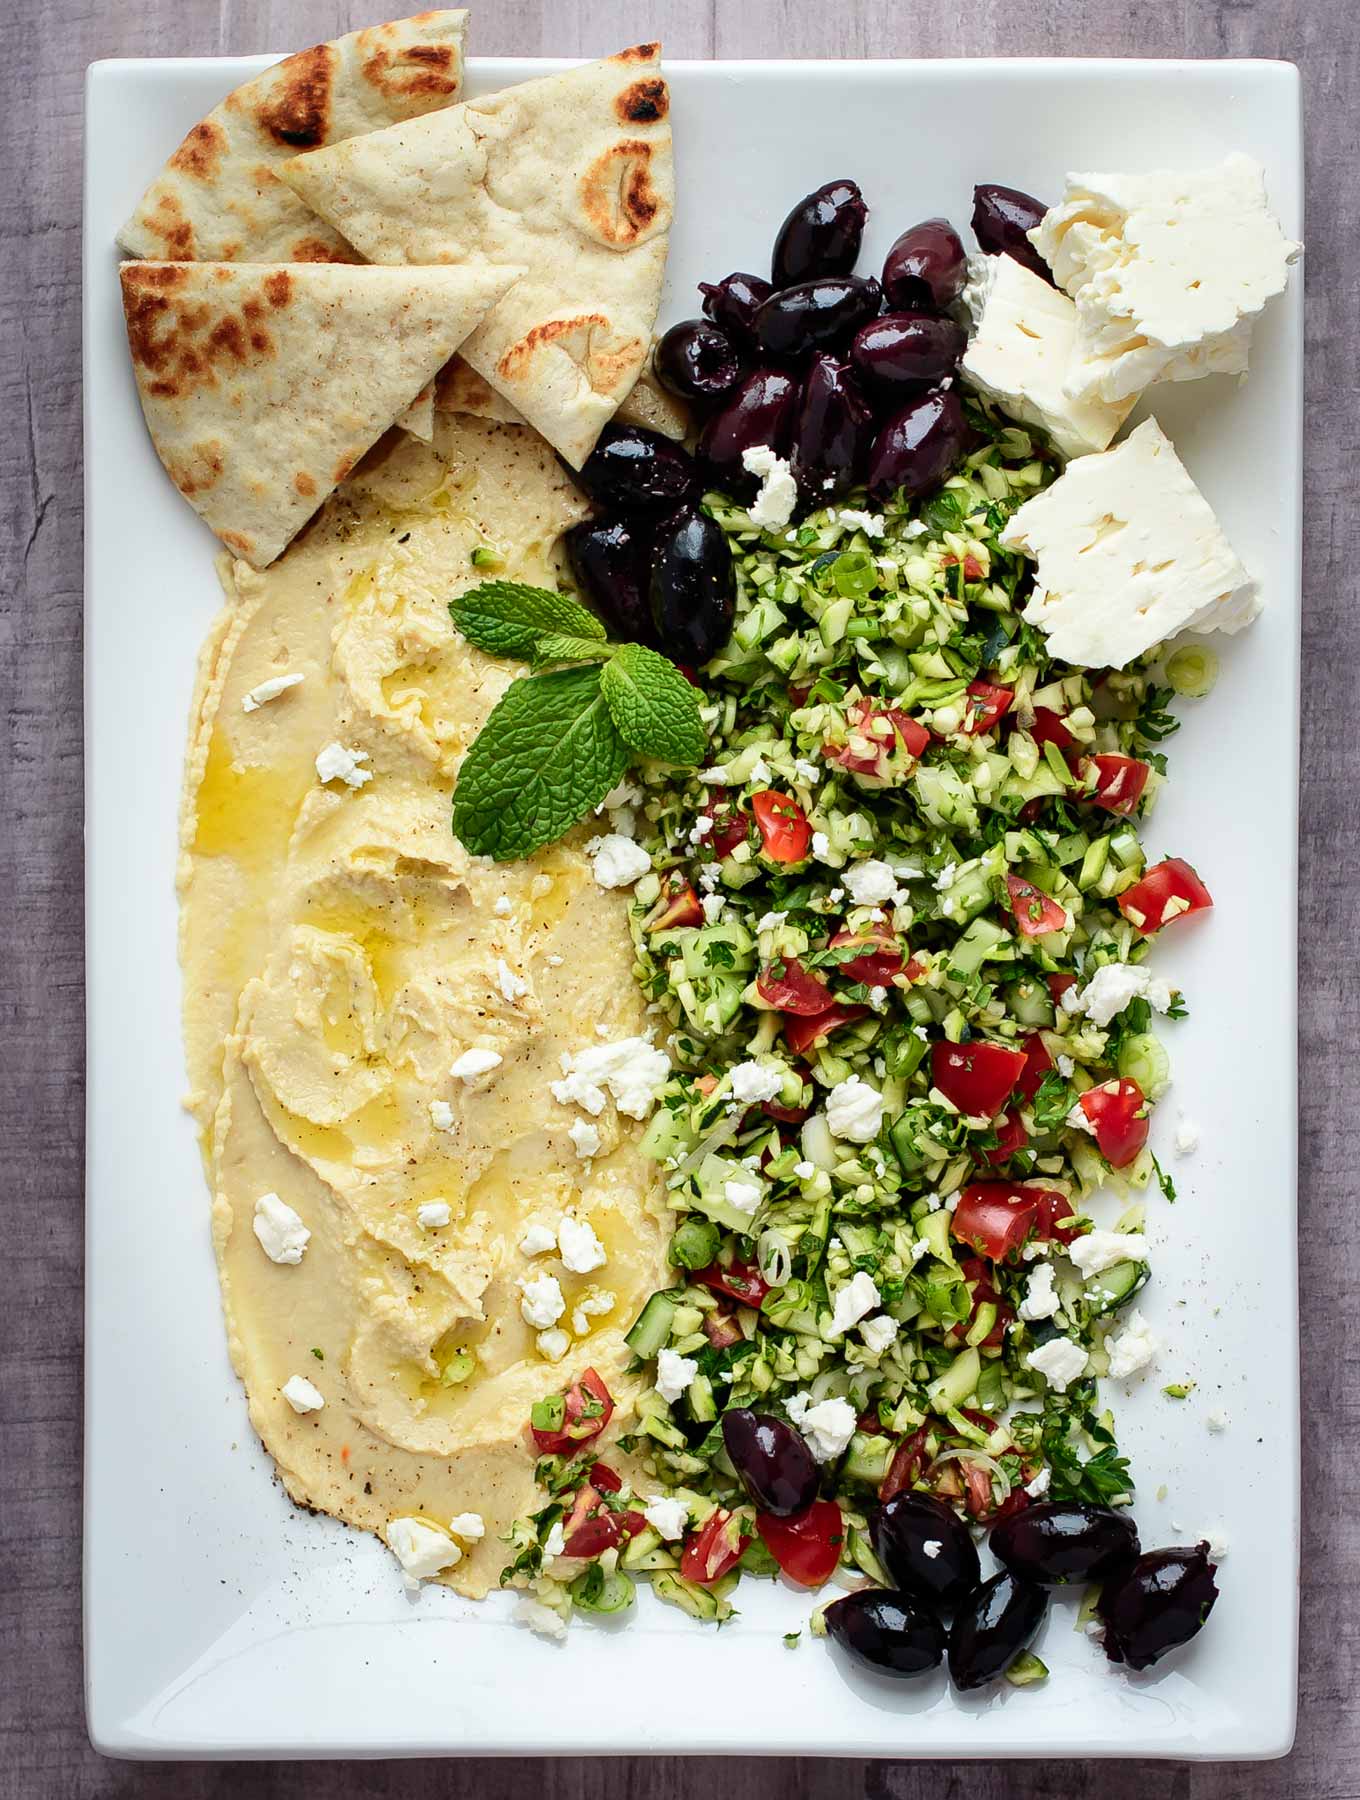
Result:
[168, 119, 228, 182]
[255, 43, 336, 148]
[263, 271, 294, 309]
[579, 140, 668, 246]
[612, 43, 660, 64]
[616, 78, 668, 124]
[362, 39, 460, 100]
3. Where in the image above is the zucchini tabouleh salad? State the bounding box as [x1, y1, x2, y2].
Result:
[446, 170, 1298, 1685]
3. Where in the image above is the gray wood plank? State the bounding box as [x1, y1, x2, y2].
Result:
[2, 0, 1356, 1794]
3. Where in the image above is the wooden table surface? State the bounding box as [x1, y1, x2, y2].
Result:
[3, 0, 1357, 1793]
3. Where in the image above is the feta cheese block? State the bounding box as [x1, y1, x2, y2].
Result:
[1032, 154, 1301, 404]
[1002, 418, 1260, 668]
[961, 254, 1134, 457]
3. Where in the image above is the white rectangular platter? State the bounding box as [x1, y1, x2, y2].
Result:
[84, 53, 1302, 1760]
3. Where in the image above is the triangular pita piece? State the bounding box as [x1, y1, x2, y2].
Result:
[120, 259, 522, 568]
[278, 45, 674, 466]
[397, 382, 437, 440]
[117, 11, 469, 265]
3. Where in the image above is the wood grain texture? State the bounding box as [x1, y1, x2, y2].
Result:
[1, 0, 1356, 1793]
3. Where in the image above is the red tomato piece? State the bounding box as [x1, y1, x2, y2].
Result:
[589, 1462, 622, 1494]
[1047, 973, 1079, 1010]
[699, 796, 749, 859]
[1080, 753, 1151, 816]
[563, 1511, 623, 1559]
[644, 872, 703, 932]
[757, 1500, 844, 1588]
[782, 1003, 870, 1056]
[1032, 1189, 1080, 1246]
[1076, 1078, 1149, 1169]
[702, 1309, 744, 1350]
[751, 789, 812, 863]
[962, 679, 1014, 735]
[943, 552, 986, 582]
[880, 1427, 932, 1501]
[931, 1040, 1028, 1118]
[988, 1489, 1032, 1527]
[1006, 873, 1068, 938]
[756, 956, 833, 1015]
[680, 1509, 749, 1585]
[829, 922, 905, 986]
[530, 1368, 615, 1455]
[825, 698, 930, 777]
[697, 1260, 771, 1308]
[962, 1461, 998, 1520]
[950, 1184, 1043, 1262]
[951, 1258, 1013, 1350]
[902, 954, 928, 983]
[1118, 857, 1214, 934]
[1027, 706, 1073, 751]
[984, 1109, 1028, 1166]
[1013, 1033, 1054, 1104]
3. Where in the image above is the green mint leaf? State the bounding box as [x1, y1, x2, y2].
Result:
[451, 665, 629, 861]
[450, 581, 606, 661]
[531, 633, 614, 668]
[600, 643, 706, 767]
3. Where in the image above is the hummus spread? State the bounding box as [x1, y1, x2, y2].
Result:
[179, 415, 670, 1596]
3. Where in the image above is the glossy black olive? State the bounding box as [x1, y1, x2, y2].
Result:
[695, 367, 800, 495]
[791, 355, 875, 500]
[870, 1492, 981, 1611]
[753, 276, 883, 363]
[947, 1570, 1048, 1691]
[649, 505, 735, 666]
[850, 311, 967, 403]
[700, 271, 774, 349]
[771, 180, 868, 287]
[825, 1589, 946, 1678]
[654, 319, 744, 404]
[866, 388, 968, 503]
[565, 517, 658, 648]
[576, 423, 698, 513]
[881, 217, 968, 311]
[1098, 1543, 1220, 1671]
[971, 184, 1053, 284]
[720, 1408, 819, 1517]
[990, 1501, 1140, 1587]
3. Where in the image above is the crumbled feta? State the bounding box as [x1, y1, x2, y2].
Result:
[1025, 1466, 1052, 1499]
[1033, 155, 1301, 404]
[793, 1159, 816, 1180]
[557, 1215, 607, 1275]
[242, 672, 304, 712]
[429, 1099, 454, 1131]
[842, 859, 900, 907]
[1026, 1336, 1090, 1393]
[519, 1271, 566, 1329]
[1206, 1408, 1229, 1433]
[655, 1347, 698, 1404]
[451, 1046, 503, 1082]
[1075, 962, 1176, 1028]
[1175, 1114, 1200, 1156]
[786, 1391, 857, 1464]
[571, 1289, 615, 1335]
[1067, 1229, 1148, 1277]
[551, 1037, 670, 1120]
[387, 1517, 462, 1585]
[724, 1177, 764, 1217]
[1204, 1527, 1230, 1562]
[1019, 1262, 1062, 1322]
[860, 1313, 899, 1356]
[281, 1374, 325, 1413]
[417, 1200, 451, 1230]
[1066, 1100, 1097, 1135]
[837, 508, 885, 539]
[825, 1075, 885, 1143]
[519, 1222, 558, 1257]
[586, 833, 652, 889]
[495, 959, 528, 1003]
[922, 1539, 943, 1561]
[755, 910, 788, 932]
[449, 1512, 485, 1541]
[643, 1496, 690, 1541]
[828, 1270, 881, 1336]
[567, 1118, 601, 1160]
[252, 1192, 310, 1265]
[811, 830, 831, 860]
[314, 741, 372, 787]
[1003, 419, 1260, 670]
[700, 892, 727, 923]
[961, 253, 1132, 457]
[536, 1327, 570, 1362]
[493, 895, 513, 916]
[742, 444, 798, 531]
[1054, 1055, 1075, 1080]
[729, 1060, 785, 1105]
[1106, 1308, 1160, 1379]
[514, 1594, 568, 1640]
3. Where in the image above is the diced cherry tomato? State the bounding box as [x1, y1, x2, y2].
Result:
[931, 1040, 1028, 1118]
[1118, 857, 1214, 934]
[788, 682, 814, 708]
[589, 1462, 622, 1494]
[697, 1260, 770, 1308]
[1076, 1078, 1149, 1169]
[563, 1511, 623, 1559]
[782, 1003, 870, 1055]
[1027, 706, 1073, 751]
[644, 871, 703, 932]
[830, 922, 904, 986]
[943, 552, 986, 582]
[1047, 973, 1079, 1010]
[880, 1428, 931, 1500]
[1032, 1189, 1080, 1246]
[757, 1500, 844, 1588]
[903, 954, 928, 983]
[680, 1509, 749, 1585]
[761, 1096, 811, 1125]
[1080, 753, 1151, 816]
[1017, 797, 1045, 825]
[988, 1489, 1032, 1526]
[961, 679, 1014, 735]
[1006, 873, 1068, 938]
[824, 698, 930, 778]
[962, 1461, 997, 1520]
[984, 1109, 1028, 1166]
[950, 1258, 1013, 1350]
[757, 955, 833, 1015]
[530, 1368, 615, 1455]
[700, 796, 748, 859]
[951, 1184, 1043, 1262]
[621, 1510, 649, 1540]
[752, 790, 811, 863]
[702, 1309, 744, 1349]
[1013, 1033, 1053, 1104]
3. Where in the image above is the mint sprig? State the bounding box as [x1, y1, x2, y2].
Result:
[449, 582, 707, 862]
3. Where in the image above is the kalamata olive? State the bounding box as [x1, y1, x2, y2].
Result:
[695, 367, 800, 495]
[720, 1408, 819, 1517]
[654, 319, 744, 404]
[565, 517, 658, 648]
[771, 180, 868, 288]
[881, 217, 968, 311]
[576, 422, 698, 513]
[870, 1492, 981, 1611]
[866, 388, 967, 502]
[753, 276, 883, 363]
[1098, 1543, 1220, 1671]
[850, 311, 967, 402]
[991, 1501, 1140, 1587]
[649, 504, 735, 665]
[700, 272, 774, 349]
[971, 184, 1053, 284]
[948, 1570, 1048, 1691]
[825, 1589, 946, 1678]
[791, 356, 875, 501]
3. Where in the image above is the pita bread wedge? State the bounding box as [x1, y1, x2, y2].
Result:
[117, 11, 469, 265]
[278, 45, 674, 466]
[120, 259, 522, 568]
